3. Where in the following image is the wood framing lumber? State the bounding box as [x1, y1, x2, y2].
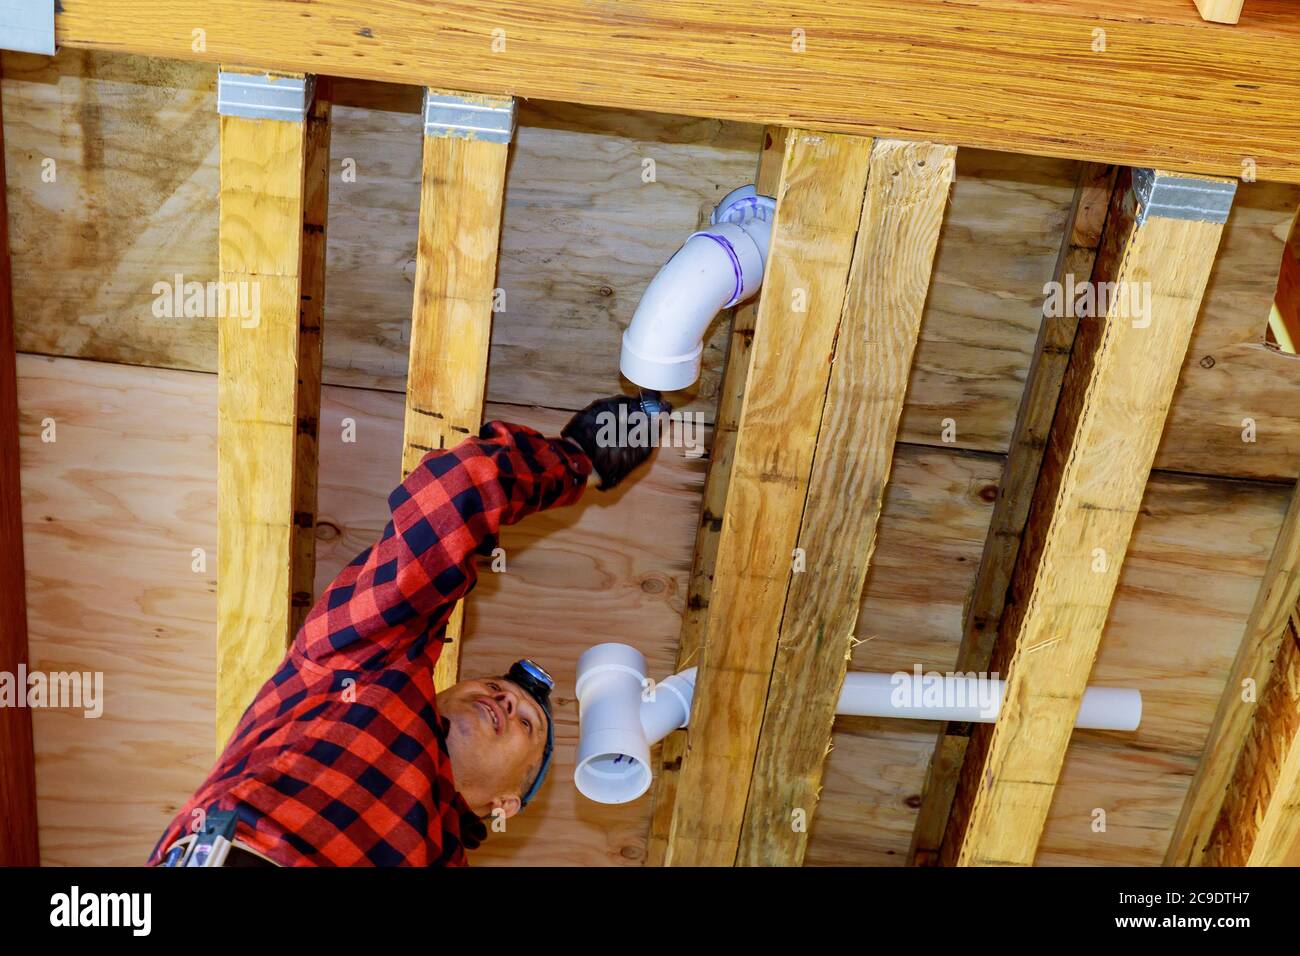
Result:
[941, 167, 1236, 866]
[663, 128, 876, 867]
[1194, 0, 1245, 24]
[289, 80, 332, 638]
[0, 69, 40, 866]
[54, 1, 1300, 185]
[1166, 478, 1300, 864]
[1202, 615, 1300, 865]
[1271, 211, 1300, 353]
[216, 71, 325, 747]
[401, 89, 513, 693]
[909, 162, 1118, 866]
[737, 138, 956, 866]
[646, 126, 787, 867]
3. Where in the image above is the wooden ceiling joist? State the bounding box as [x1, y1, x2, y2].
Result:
[645, 125, 788, 867]
[401, 88, 514, 692]
[1271, 211, 1300, 354]
[0, 71, 39, 866]
[663, 130, 956, 866]
[289, 80, 332, 641]
[1167, 481, 1300, 865]
[908, 161, 1118, 866]
[215, 70, 330, 746]
[663, 128, 877, 866]
[940, 168, 1236, 866]
[54, 0, 1300, 185]
[738, 139, 956, 866]
[1203, 614, 1300, 866]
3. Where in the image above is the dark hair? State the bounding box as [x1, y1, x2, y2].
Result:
[561, 394, 672, 491]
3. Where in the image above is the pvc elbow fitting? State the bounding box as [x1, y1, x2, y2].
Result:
[619, 185, 776, 391]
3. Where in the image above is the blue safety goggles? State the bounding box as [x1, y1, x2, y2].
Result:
[505, 659, 555, 808]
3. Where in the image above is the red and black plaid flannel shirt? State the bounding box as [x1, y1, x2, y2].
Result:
[148, 421, 591, 867]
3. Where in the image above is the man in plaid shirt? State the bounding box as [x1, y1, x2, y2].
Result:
[149, 395, 662, 867]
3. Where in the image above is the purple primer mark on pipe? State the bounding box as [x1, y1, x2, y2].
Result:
[718, 196, 763, 223]
[694, 232, 744, 307]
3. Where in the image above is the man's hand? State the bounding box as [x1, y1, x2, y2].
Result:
[561, 393, 672, 491]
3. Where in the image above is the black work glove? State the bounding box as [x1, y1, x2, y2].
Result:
[561, 393, 672, 491]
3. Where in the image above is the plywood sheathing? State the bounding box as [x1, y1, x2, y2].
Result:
[8, 51, 1299, 479]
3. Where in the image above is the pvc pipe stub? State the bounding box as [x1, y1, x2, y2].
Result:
[574, 730, 654, 804]
[619, 331, 703, 392]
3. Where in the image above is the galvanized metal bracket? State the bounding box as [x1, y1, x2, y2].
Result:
[1133, 169, 1236, 226]
[0, 0, 55, 55]
[217, 71, 315, 122]
[423, 89, 515, 144]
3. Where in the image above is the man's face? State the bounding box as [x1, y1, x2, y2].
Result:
[436, 676, 549, 819]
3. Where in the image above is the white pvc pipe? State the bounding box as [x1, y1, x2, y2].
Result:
[836, 671, 1142, 732]
[619, 185, 776, 391]
[574, 646, 1143, 805]
[639, 670, 696, 743]
[574, 644, 655, 804]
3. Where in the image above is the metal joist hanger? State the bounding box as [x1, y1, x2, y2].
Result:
[0, 0, 55, 55]
[423, 89, 516, 144]
[217, 71, 315, 122]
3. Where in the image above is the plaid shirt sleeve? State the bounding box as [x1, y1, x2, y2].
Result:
[293, 420, 592, 670]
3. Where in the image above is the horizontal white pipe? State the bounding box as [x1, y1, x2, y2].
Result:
[575, 645, 1143, 804]
[836, 671, 1142, 732]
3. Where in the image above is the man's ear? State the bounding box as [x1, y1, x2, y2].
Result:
[488, 794, 522, 820]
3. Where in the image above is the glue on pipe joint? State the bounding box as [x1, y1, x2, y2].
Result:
[618, 184, 777, 391]
[574, 643, 1143, 805]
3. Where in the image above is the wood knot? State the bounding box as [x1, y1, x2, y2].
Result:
[639, 572, 672, 596]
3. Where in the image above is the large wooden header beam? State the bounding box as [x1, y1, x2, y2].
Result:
[57, 0, 1300, 184]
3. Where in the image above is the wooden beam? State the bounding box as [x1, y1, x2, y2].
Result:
[55, 0, 1300, 184]
[1270, 210, 1300, 353]
[664, 128, 876, 867]
[942, 168, 1235, 866]
[1202, 615, 1300, 865]
[908, 162, 1118, 866]
[1194, 0, 1245, 24]
[401, 89, 513, 692]
[0, 66, 40, 866]
[1166, 479, 1300, 864]
[216, 72, 326, 746]
[645, 126, 787, 867]
[738, 139, 956, 866]
[289, 81, 332, 638]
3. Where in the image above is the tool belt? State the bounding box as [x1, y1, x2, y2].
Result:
[160, 811, 279, 867]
